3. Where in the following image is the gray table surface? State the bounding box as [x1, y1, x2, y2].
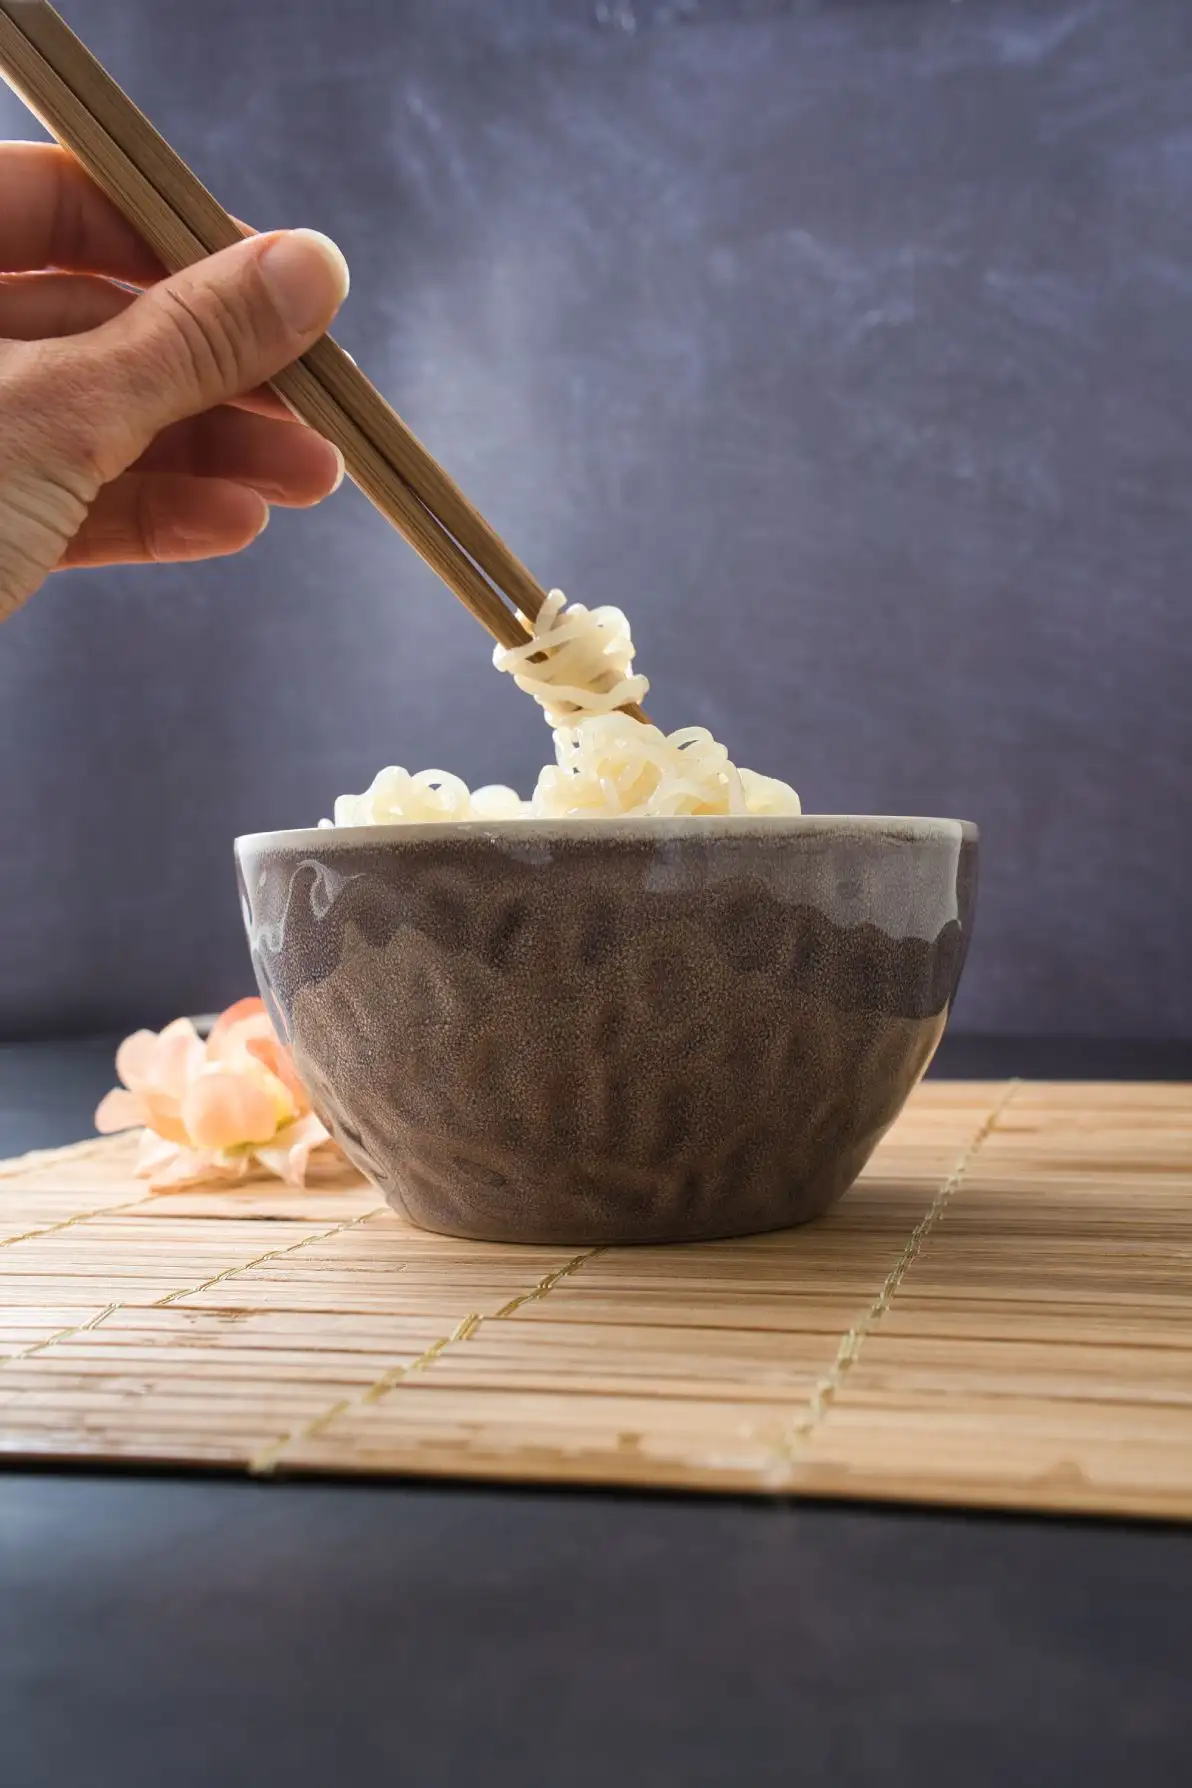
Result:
[2, 1035, 1191, 1788]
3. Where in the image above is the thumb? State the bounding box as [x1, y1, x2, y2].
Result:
[59, 228, 349, 479]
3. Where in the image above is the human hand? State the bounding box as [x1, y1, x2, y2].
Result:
[0, 141, 350, 623]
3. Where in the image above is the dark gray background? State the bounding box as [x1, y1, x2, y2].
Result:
[1, 0, 1188, 1040]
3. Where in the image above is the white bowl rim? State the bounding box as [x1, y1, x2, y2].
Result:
[237, 815, 978, 851]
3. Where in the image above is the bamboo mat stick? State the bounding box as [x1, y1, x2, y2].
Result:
[0, 1, 651, 719]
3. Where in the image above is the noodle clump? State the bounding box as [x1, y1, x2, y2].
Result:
[328, 592, 800, 826]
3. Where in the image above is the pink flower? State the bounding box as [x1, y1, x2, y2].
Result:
[95, 1000, 343, 1191]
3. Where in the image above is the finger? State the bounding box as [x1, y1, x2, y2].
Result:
[57, 473, 269, 568]
[228, 342, 362, 421]
[0, 142, 164, 283]
[0, 271, 135, 339]
[133, 406, 344, 506]
[191, 223, 282, 418]
[0, 273, 294, 420]
[186, 223, 322, 423]
[52, 227, 350, 476]
[224, 382, 297, 421]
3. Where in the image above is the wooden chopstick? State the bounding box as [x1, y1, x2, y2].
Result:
[0, 2, 651, 721]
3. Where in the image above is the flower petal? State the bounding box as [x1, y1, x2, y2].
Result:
[139, 1090, 191, 1145]
[135, 1130, 186, 1178]
[147, 1146, 247, 1192]
[181, 1070, 283, 1150]
[114, 1029, 161, 1093]
[155, 1019, 206, 1101]
[233, 1053, 301, 1129]
[95, 1088, 144, 1134]
[207, 1000, 272, 1064]
[255, 1113, 332, 1186]
[244, 1035, 309, 1109]
[254, 1143, 302, 1185]
[207, 997, 267, 1047]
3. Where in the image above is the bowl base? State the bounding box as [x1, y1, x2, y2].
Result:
[373, 1127, 885, 1246]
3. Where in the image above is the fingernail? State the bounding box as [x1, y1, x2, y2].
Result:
[260, 229, 350, 335]
[255, 504, 271, 537]
[329, 446, 346, 493]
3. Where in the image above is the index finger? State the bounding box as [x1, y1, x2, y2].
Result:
[0, 152, 327, 428]
[0, 140, 164, 281]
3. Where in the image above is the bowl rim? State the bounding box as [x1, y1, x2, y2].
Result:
[236, 815, 979, 852]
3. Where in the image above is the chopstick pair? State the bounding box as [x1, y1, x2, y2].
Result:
[0, 1, 649, 720]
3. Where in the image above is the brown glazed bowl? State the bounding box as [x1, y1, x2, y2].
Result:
[235, 817, 977, 1246]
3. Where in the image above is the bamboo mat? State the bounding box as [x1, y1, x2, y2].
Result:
[2, 1081, 1190, 1520]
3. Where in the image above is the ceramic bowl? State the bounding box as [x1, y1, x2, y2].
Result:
[235, 817, 977, 1245]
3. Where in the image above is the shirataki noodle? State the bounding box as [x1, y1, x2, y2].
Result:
[327, 593, 801, 825]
